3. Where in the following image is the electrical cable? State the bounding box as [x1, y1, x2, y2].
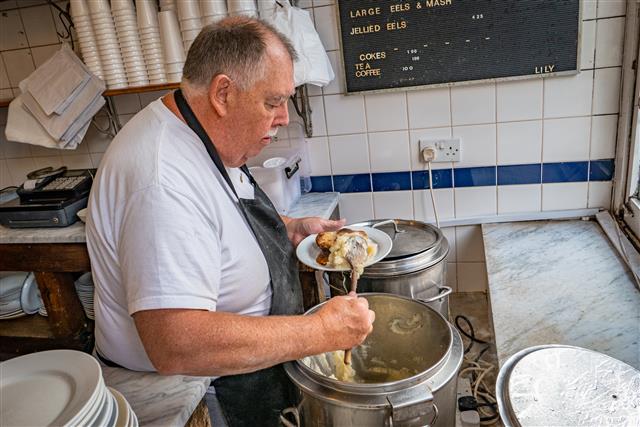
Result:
[426, 160, 440, 228]
[47, 0, 75, 50]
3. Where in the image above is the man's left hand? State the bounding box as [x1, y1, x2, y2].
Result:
[282, 216, 346, 247]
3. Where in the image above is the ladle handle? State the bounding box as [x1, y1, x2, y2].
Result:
[344, 271, 359, 365]
[344, 348, 352, 365]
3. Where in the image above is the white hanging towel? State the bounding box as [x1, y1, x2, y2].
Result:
[264, 1, 334, 87]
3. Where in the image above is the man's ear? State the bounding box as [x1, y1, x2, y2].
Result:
[208, 74, 233, 117]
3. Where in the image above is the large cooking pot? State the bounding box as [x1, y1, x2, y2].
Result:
[328, 219, 451, 317]
[285, 293, 463, 427]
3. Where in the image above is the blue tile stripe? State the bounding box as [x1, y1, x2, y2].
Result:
[308, 159, 613, 193]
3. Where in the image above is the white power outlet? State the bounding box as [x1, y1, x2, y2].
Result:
[419, 138, 461, 162]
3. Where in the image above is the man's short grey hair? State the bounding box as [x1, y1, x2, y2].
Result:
[182, 16, 297, 92]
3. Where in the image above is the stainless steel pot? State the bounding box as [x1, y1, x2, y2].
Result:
[328, 220, 451, 317]
[285, 293, 463, 427]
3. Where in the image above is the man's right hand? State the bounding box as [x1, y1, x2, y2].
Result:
[314, 293, 375, 350]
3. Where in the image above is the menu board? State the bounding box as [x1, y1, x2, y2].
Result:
[337, 0, 581, 93]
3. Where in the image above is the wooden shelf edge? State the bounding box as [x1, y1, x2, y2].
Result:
[0, 82, 180, 108]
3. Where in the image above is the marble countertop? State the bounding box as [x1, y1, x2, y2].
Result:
[483, 219, 640, 369]
[0, 192, 340, 244]
[103, 367, 210, 427]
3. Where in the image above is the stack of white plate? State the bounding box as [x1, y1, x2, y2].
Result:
[39, 272, 94, 320]
[136, 0, 167, 84]
[176, 0, 203, 54]
[87, 0, 128, 89]
[111, 0, 149, 88]
[227, 0, 258, 18]
[69, 0, 104, 79]
[159, 0, 176, 12]
[0, 272, 41, 320]
[159, 10, 186, 83]
[0, 350, 138, 427]
[200, 0, 227, 26]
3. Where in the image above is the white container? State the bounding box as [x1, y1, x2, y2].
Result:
[250, 153, 302, 215]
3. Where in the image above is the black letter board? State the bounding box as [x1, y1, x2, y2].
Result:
[337, 0, 581, 94]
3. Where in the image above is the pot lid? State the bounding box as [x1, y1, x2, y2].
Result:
[350, 219, 441, 259]
[496, 345, 640, 427]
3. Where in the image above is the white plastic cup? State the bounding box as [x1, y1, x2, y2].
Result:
[179, 17, 202, 31]
[257, 0, 276, 17]
[110, 0, 135, 12]
[177, 0, 202, 20]
[227, 0, 257, 14]
[69, 0, 90, 18]
[87, 0, 111, 15]
[159, 10, 186, 63]
[135, 0, 159, 29]
[200, 0, 227, 16]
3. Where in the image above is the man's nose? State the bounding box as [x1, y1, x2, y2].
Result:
[273, 102, 289, 127]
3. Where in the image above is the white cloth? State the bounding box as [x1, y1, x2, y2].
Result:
[265, 1, 334, 87]
[86, 98, 272, 371]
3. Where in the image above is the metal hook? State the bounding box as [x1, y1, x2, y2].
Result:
[372, 219, 406, 234]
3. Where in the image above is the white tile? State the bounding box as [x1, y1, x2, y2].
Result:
[84, 116, 113, 153]
[446, 262, 458, 292]
[118, 113, 136, 126]
[113, 94, 141, 115]
[498, 184, 542, 214]
[0, 159, 11, 188]
[30, 44, 60, 68]
[441, 226, 456, 262]
[313, 0, 334, 6]
[29, 144, 63, 156]
[583, 0, 597, 19]
[368, 130, 410, 173]
[496, 79, 543, 122]
[0, 1, 18, 11]
[1, 49, 35, 87]
[3, 140, 32, 158]
[580, 20, 596, 69]
[328, 133, 369, 174]
[595, 17, 625, 68]
[588, 181, 612, 208]
[61, 154, 93, 169]
[456, 225, 485, 262]
[452, 124, 496, 168]
[323, 51, 345, 95]
[6, 157, 36, 185]
[543, 70, 593, 118]
[324, 94, 366, 135]
[542, 182, 588, 210]
[413, 188, 455, 223]
[497, 120, 542, 165]
[373, 191, 414, 220]
[305, 136, 331, 175]
[0, 88, 12, 101]
[597, 0, 626, 18]
[0, 56, 11, 89]
[451, 83, 495, 126]
[457, 262, 488, 292]
[339, 192, 374, 223]
[139, 90, 168, 107]
[32, 155, 63, 170]
[20, 5, 59, 46]
[365, 92, 408, 132]
[308, 96, 327, 136]
[409, 127, 452, 171]
[296, 0, 312, 8]
[0, 9, 28, 51]
[543, 116, 591, 162]
[590, 114, 617, 159]
[90, 152, 104, 168]
[455, 187, 497, 218]
[313, 5, 339, 51]
[593, 67, 621, 115]
[407, 87, 451, 129]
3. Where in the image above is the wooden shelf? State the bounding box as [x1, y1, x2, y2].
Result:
[0, 82, 180, 108]
[1, 314, 55, 339]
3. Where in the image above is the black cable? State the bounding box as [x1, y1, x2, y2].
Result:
[474, 343, 491, 363]
[455, 314, 490, 345]
[0, 186, 18, 192]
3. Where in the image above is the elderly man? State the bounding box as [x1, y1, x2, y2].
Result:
[86, 16, 374, 427]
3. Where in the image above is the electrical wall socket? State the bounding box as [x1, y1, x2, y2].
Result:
[419, 138, 461, 162]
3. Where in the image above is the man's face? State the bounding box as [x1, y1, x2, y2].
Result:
[222, 45, 295, 167]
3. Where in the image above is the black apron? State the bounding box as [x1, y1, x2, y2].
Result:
[174, 89, 304, 427]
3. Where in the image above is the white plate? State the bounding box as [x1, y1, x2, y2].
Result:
[0, 350, 102, 427]
[0, 271, 28, 299]
[109, 387, 131, 427]
[20, 272, 40, 314]
[296, 226, 392, 272]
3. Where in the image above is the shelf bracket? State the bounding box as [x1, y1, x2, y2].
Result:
[104, 96, 122, 135]
[291, 84, 313, 138]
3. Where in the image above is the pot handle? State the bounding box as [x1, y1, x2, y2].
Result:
[372, 219, 406, 234]
[418, 285, 452, 304]
[387, 392, 438, 427]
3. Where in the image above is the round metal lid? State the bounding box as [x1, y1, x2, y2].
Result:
[496, 345, 640, 427]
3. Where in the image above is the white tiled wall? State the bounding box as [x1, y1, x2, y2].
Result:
[0, 0, 626, 293]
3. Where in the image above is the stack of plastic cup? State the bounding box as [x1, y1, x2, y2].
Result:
[200, 0, 228, 25]
[70, 0, 104, 79]
[257, 0, 277, 18]
[227, 0, 258, 18]
[176, 0, 203, 53]
[111, 0, 149, 87]
[135, 0, 167, 84]
[159, 10, 186, 83]
[87, 0, 127, 89]
[159, 0, 176, 12]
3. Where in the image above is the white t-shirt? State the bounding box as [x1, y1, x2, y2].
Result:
[86, 99, 272, 372]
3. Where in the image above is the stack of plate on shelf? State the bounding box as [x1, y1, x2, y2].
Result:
[69, 0, 104, 79]
[0, 350, 139, 427]
[0, 272, 41, 320]
[159, 0, 176, 12]
[200, 0, 228, 26]
[111, 0, 149, 87]
[227, 0, 258, 18]
[176, 0, 203, 54]
[159, 10, 186, 82]
[87, 0, 128, 89]
[39, 272, 94, 320]
[136, 0, 168, 84]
